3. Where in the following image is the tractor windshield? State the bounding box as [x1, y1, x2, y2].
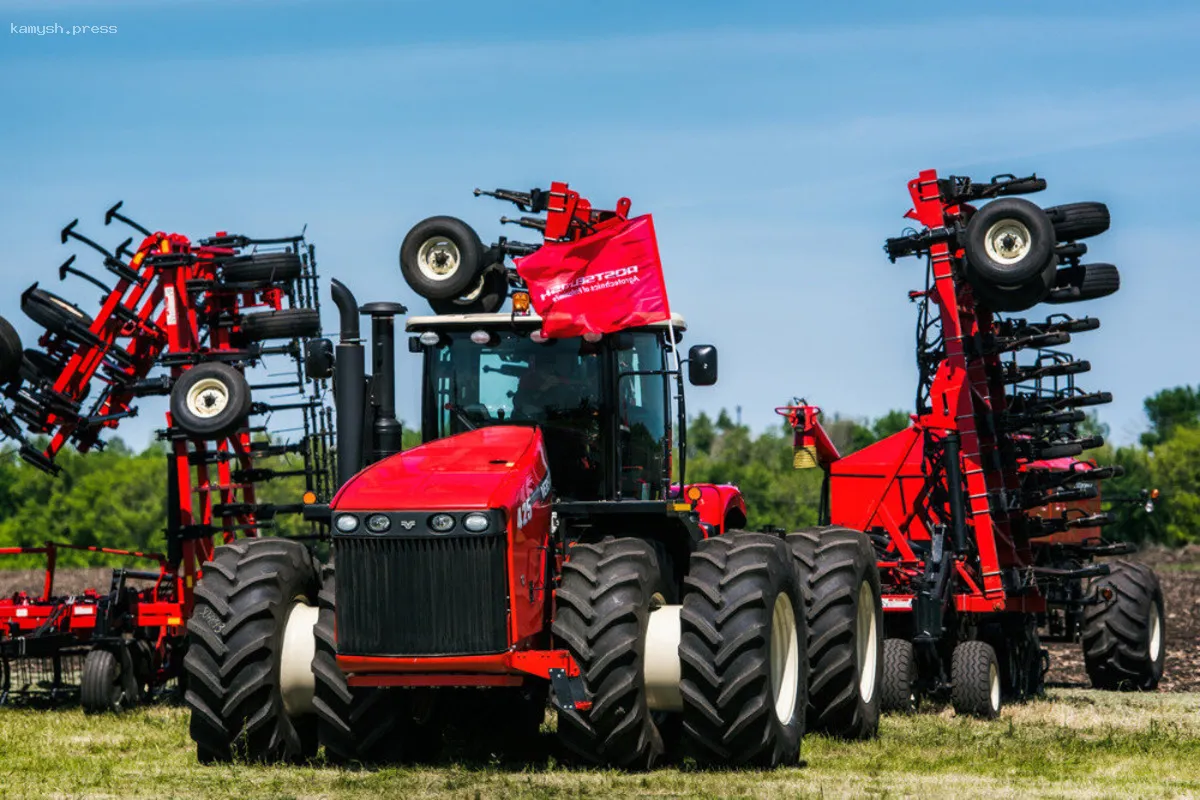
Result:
[423, 328, 671, 502]
[427, 331, 603, 499]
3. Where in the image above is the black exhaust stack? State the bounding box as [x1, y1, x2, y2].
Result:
[331, 279, 365, 488]
[361, 302, 406, 462]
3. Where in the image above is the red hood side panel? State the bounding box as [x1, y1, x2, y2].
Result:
[332, 426, 544, 511]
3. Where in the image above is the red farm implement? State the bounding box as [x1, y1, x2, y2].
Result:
[781, 170, 1162, 718]
[0, 204, 333, 709]
[0, 542, 181, 707]
[177, 182, 885, 769]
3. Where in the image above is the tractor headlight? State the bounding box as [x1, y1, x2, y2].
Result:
[462, 512, 489, 533]
[365, 514, 391, 533]
[429, 513, 456, 533]
[335, 514, 359, 533]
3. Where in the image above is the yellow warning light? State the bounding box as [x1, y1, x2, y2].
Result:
[512, 292, 532, 314]
[167, 616, 182, 626]
[1150, 489, 1160, 500]
[303, 491, 317, 504]
[686, 486, 703, 502]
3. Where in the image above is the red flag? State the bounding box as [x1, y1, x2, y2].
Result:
[515, 215, 671, 338]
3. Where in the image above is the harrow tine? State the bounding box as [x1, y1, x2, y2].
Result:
[104, 201, 153, 237]
[58, 256, 113, 294]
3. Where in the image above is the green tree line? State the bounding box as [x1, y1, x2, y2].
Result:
[0, 386, 1196, 569]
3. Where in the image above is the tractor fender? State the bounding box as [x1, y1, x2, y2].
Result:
[684, 483, 747, 534]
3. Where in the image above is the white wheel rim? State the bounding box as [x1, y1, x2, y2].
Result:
[770, 593, 801, 724]
[983, 219, 1033, 265]
[989, 661, 1000, 712]
[280, 600, 318, 719]
[1149, 603, 1163, 662]
[417, 236, 462, 282]
[185, 377, 230, 419]
[857, 581, 879, 703]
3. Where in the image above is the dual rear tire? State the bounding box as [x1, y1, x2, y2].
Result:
[554, 533, 808, 769]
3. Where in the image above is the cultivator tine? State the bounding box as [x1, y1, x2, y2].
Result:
[58, 255, 113, 294]
[500, 215, 548, 232]
[104, 201, 152, 237]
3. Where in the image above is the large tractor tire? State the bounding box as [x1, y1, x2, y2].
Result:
[169, 362, 252, 439]
[952, 640, 1002, 719]
[399, 216, 484, 300]
[0, 316, 22, 385]
[787, 527, 883, 739]
[1082, 561, 1165, 691]
[679, 532, 806, 768]
[879, 638, 918, 714]
[962, 197, 1056, 287]
[184, 538, 320, 763]
[312, 562, 410, 765]
[552, 537, 673, 769]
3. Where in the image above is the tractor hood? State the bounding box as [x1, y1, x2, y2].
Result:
[331, 426, 549, 512]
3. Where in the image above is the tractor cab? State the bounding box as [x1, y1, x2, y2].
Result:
[408, 311, 689, 504]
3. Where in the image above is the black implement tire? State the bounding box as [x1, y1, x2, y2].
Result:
[238, 308, 321, 342]
[399, 216, 484, 300]
[219, 253, 303, 283]
[0, 316, 22, 384]
[1082, 561, 1165, 691]
[969, 255, 1058, 313]
[1046, 202, 1110, 241]
[952, 641, 1001, 718]
[81, 649, 128, 714]
[787, 527, 882, 739]
[170, 362, 252, 439]
[963, 198, 1056, 287]
[428, 265, 508, 315]
[1047, 263, 1120, 305]
[880, 639, 917, 713]
[313, 562, 408, 765]
[21, 285, 93, 336]
[184, 538, 320, 763]
[20, 349, 63, 384]
[552, 537, 672, 769]
[679, 532, 806, 768]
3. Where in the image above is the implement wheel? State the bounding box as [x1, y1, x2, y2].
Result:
[1082, 561, 1165, 691]
[880, 638, 918, 713]
[400, 216, 484, 300]
[81, 649, 130, 714]
[787, 527, 883, 739]
[963, 198, 1056, 287]
[184, 538, 319, 763]
[552, 537, 673, 769]
[679, 532, 806, 767]
[952, 640, 1002, 719]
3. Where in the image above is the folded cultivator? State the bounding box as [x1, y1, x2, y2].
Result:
[0, 204, 333, 709]
[783, 170, 1162, 718]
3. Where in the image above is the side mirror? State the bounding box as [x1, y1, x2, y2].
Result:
[304, 338, 335, 380]
[687, 344, 718, 386]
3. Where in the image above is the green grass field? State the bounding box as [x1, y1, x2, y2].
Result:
[1, 689, 1198, 799]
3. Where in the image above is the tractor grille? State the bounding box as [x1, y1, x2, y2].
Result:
[335, 533, 509, 656]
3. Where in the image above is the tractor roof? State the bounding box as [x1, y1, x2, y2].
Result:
[405, 311, 688, 333]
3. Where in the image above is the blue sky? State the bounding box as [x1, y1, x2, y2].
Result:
[2, 0, 1198, 449]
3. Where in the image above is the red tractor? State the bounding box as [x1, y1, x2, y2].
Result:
[182, 183, 884, 768]
[781, 170, 1163, 718]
